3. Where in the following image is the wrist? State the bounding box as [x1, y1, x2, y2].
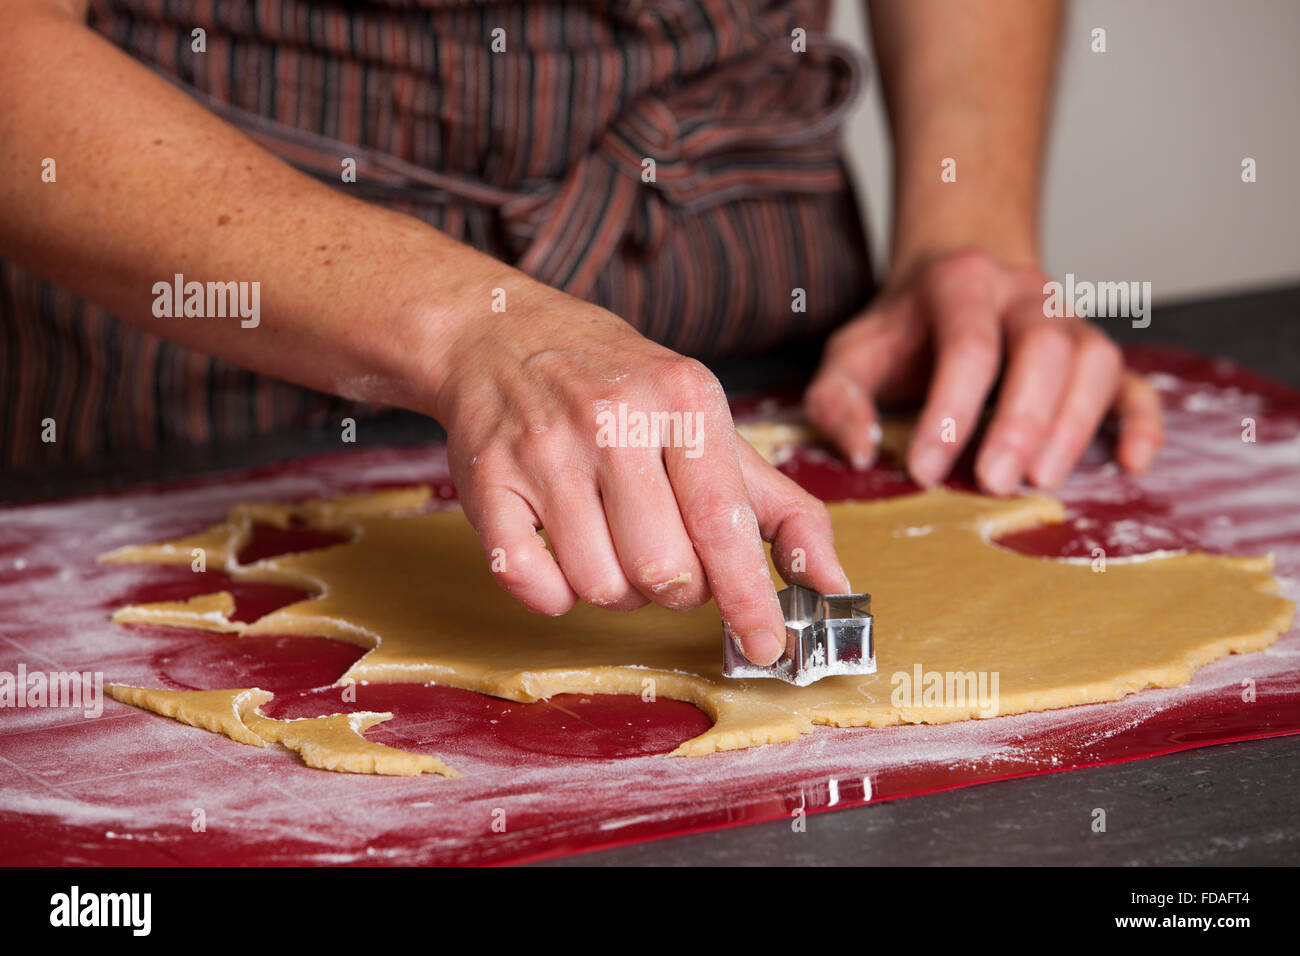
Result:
[385, 234, 554, 424]
[885, 123, 1044, 291]
[887, 217, 1040, 294]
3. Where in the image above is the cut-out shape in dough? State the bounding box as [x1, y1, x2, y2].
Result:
[101, 487, 1294, 769]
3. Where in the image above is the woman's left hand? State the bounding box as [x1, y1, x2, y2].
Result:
[803, 249, 1164, 494]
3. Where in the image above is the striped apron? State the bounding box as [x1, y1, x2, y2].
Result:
[1, 0, 873, 468]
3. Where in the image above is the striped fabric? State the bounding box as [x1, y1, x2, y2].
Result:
[1, 0, 873, 469]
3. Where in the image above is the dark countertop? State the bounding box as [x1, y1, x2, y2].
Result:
[4, 282, 1298, 865]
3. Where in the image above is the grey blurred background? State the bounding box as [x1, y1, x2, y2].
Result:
[830, 0, 1300, 300]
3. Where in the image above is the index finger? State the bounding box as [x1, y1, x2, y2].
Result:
[658, 372, 787, 665]
[908, 275, 1004, 486]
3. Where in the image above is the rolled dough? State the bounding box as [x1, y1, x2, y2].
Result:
[100, 486, 1294, 772]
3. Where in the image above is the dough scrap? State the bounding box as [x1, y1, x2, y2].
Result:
[101, 487, 1294, 768]
[105, 685, 271, 747]
[737, 418, 911, 464]
[99, 486, 432, 572]
[111, 591, 241, 632]
[105, 684, 458, 776]
[240, 707, 460, 777]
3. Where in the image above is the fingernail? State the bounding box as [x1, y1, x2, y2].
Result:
[744, 629, 785, 666]
[911, 446, 947, 486]
[818, 568, 853, 594]
[1126, 437, 1159, 472]
[852, 423, 883, 470]
[980, 448, 1021, 496]
[842, 423, 877, 471]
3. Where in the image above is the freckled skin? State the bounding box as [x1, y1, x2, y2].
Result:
[0, 0, 847, 664]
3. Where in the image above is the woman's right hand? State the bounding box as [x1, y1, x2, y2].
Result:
[0, 4, 844, 663]
[431, 288, 850, 666]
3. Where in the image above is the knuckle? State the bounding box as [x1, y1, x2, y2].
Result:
[805, 496, 833, 532]
[946, 330, 1000, 370]
[935, 249, 997, 288]
[491, 543, 546, 586]
[1081, 335, 1123, 374]
[945, 248, 997, 274]
[457, 481, 520, 534]
[654, 356, 725, 410]
[518, 347, 566, 377]
[717, 592, 778, 631]
[1021, 323, 1074, 360]
[516, 430, 589, 477]
[1080, 332, 1123, 373]
[688, 497, 752, 545]
[514, 425, 562, 459]
[574, 575, 635, 609]
[992, 414, 1048, 453]
[776, 489, 832, 532]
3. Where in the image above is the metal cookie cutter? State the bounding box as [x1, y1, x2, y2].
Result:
[723, 585, 875, 687]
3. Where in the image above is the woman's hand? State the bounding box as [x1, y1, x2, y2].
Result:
[804, 250, 1164, 493]
[433, 289, 850, 666]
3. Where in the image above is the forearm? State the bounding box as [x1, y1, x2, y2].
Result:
[0, 0, 541, 416]
[867, 0, 1062, 281]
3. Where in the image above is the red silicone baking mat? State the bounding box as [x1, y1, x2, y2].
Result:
[1, 345, 1298, 865]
